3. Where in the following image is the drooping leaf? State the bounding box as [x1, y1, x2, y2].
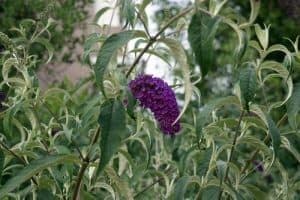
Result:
[196, 96, 240, 138]
[83, 33, 105, 65]
[234, 30, 248, 65]
[2, 58, 18, 81]
[188, 11, 220, 76]
[34, 38, 54, 64]
[93, 7, 111, 24]
[265, 113, 281, 168]
[249, 104, 281, 169]
[223, 19, 248, 66]
[173, 176, 200, 200]
[158, 38, 192, 124]
[0, 155, 78, 198]
[240, 0, 261, 28]
[239, 66, 257, 111]
[259, 61, 293, 109]
[94, 30, 146, 97]
[97, 99, 127, 175]
[119, 0, 136, 27]
[281, 136, 300, 163]
[286, 81, 300, 130]
[209, 0, 228, 15]
[254, 24, 270, 50]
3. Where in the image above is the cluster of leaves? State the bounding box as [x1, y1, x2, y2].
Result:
[0, 0, 94, 64]
[1, 0, 300, 199]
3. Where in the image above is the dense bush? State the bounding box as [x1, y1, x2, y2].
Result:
[0, 0, 300, 199]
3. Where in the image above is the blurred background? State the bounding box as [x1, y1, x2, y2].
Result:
[1, 0, 299, 88]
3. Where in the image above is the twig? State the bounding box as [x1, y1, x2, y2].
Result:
[72, 161, 89, 200]
[239, 112, 286, 182]
[125, 6, 194, 78]
[136, 9, 151, 38]
[217, 109, 245, 199]
[71, 126, 100, 200]
[0, 141, 38, 185]
[133, 176, 164, 198]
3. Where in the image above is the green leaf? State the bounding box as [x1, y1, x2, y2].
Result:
[105, 167, 133, 200]
[259, 61, 293, 109]
[34, 38, 54, 64]
[94, 30, 146, 97]
[158, 38, 192, 124]
[2, 58, 18, 81]
[93, 7, 111, 24]
[97, 99, 127, 175]
[286, 82, 300, 130]
[37, 188, 54, 200]
[239, 66, 257, 111]
[139, 0, 152, 11]
[198, 146, 213, 177]
[281, 136, 300, 163]
[222, 19, 248, 66]
[0, 155, 78, 198]
[80, 189, 97, 200]
[233, 30, 248, 64]
[119, 0, 136, 27]
[254, 24, 270, 50]
[188, 11, 220, 76]
[129, 48, 172, 68]
[83, 33, 105, 65]
[209, 0, 228, 16]
[0, 148, 4, 181]
[196, 96, 240, 138]
[265, 113, 281, 168]
[173, 176, 200, 200]
[242, 185, 268, 200]
[201, 186, 219, 200]
[240, 0, 260, 28]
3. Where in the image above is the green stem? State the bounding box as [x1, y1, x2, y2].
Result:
[239, 113, 286, 182]
[217, 109, 245, 199]
[71, 126, 100, 200]
[125, 6, 194, 78]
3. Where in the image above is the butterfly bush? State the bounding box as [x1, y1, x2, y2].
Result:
[129, 74, 180, 135]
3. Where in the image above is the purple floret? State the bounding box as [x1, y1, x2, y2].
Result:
[129, 74, 180, 135]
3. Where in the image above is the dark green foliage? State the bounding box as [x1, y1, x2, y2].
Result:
[239, 66, 257, 111]
[0, 155, 78, 198]
[287, 82, 300, 130]
[97, 99, 127, 175]
[94, 31, 143, 96]
[188, 11, 220, 76]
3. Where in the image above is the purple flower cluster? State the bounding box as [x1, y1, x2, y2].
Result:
[129, 74, 180, 135]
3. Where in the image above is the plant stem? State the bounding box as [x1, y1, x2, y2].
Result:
[125, 6, 194, 78]
[133, 177, 164, 198]
[72, 161, 89, 200]
[136, 9, 151, 37]
[217, 109, 245, 200]
[71, 126, 100, 200]
[0, 141, 38, 185]
[239, 112, 286, 182]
